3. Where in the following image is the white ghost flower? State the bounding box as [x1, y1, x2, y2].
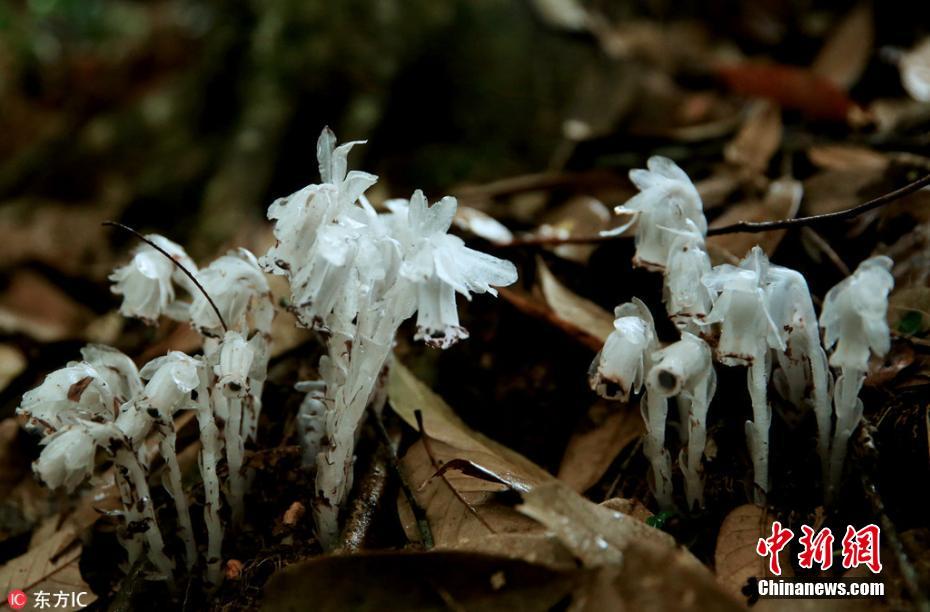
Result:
[662, 221, 713, 331]
[611, 156, 707, 271]
[820, 256, 894, 499]
[139, 351, 201, 416]
[109, 235, 196, 323]
[18, 362, 117, 433]
[391, 190, 518, 348]
[80, 344, 143, 403]
[646, 333, 716, 509]
[589, 298, 658, 401]
[34, 423, 111, 492]
[820, 256, 894, 371]
[190, 249, 270, 335]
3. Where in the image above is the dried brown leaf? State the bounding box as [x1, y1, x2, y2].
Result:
[714, 504, 793, 601]
[537, 258, 614, 343]
[812, 3, 874, 90]
[557, 401, 643, 493]
[0, 270, 96, 342]
[724, 100, 783, 176]
[454, 206, 514, 244]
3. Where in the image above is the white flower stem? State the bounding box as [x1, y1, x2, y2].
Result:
[314, 334, 394, 549]
[642, 385, 674, 510]
[827, 369, 865, 502]
[226, 396, 245, 525]
[157, 426, 197, 569]
[746, 356, 770, 504]
[114, 447, 174, 580]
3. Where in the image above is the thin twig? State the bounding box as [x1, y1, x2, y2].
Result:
[707, 172, 930, 235]
[500, 172, 930, 247]
[414, 409, 496, 534]
[370, 405, 434, 548]
[103, 221, 228, 333]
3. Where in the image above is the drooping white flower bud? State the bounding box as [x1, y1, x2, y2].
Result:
[612, 156, 707, 271]
[109, 235, 196, 324]
[820, 256, 894, 371]
[215, 331, 254, 397]
[139, 351, 201, 418]
[190, 249, 270, 335]
[34, 424, 108, 491]
[589, 298, 658, 401]
[18, 362, 117, 433]
[80, 344, 143, 403]
[662, 221, 713, 330]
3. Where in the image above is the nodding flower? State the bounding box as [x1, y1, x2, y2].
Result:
[109, 234, 197, 324]
[819, 256, 894, 499]
[661, 220, 713, 332]
[609, 156, 706, 271]
[588, 298, 658, 402]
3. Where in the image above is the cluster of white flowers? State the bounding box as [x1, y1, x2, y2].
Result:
[591, 156, 893, 509]
[21, 236, 273, 586]
[263, 128, 518, 548]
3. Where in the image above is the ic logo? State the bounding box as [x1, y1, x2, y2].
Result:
[7, 589, 27, 609]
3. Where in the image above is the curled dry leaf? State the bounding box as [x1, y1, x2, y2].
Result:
[537, 258, 615, 343]
[714, 504, 794, 602]
[557, 400, 644, 494]
[389, 363, 554, 550]
[0, 270, 96, 342]
[808, 145, 889, 173]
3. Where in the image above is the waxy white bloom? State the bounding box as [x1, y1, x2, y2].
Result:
[589, 298, 658, 401]
[80, 345, 143, 404]
[820, 256, 894, 371]
[109, 235, 196, 323]
[139, 352, 201, 416]
[190, 249, 270, 335]
[820, 256, 894, 500]
[19, 362, 117, 433]
[647, 333, 716, 509]
[35, 422, 116, 491]
[703, 248, 783, 365]
[214, 331, 254, 395]
[391, 190, 519, 348]
[662, 221, 713, 330]
[611, 156, 707, 271]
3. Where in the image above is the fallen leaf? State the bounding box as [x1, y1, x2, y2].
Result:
[0, 344, 26, 394]
[802, 169, 884, 216]
[498, 286, 605, 351]
[811, 3, 874, 90]
[557, 401, 644, 493]
[536, 196, 612, 263]
[714, 504, 793, 602]
[715, 62, 856, 122]
[889, 287, 930, 336]
[390, 363, 554, 548]
[261, 550, 584, 612]
[808, 145, 889, 173]
[0, 270, 96, 342]
[0, 523, 96, 611]
[516, 480, 676, 567]
[454, 206, 514, 244]
[724, 100, 782, 176]
[537, 258, 614, 343]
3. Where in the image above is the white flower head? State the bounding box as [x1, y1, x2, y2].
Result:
[262, 128, 377, 282]
[139, 351, 201, 417]
[647, 332, 715, 399]
[18, 362, 117, 433]
[390, 190, 518, 348]
[190, 249, 270, 335]
[703, 247, 781, 365]
[662, 220, 713, 329]
[613, 156, 707, 271]
[820, 256, 894, 371]
[109, 234, 197, 324]
[80, 344, 143, 404]
[214, 331, 254, 397]
[35, 422, 120, 492]
[589, 298, 658, 400]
